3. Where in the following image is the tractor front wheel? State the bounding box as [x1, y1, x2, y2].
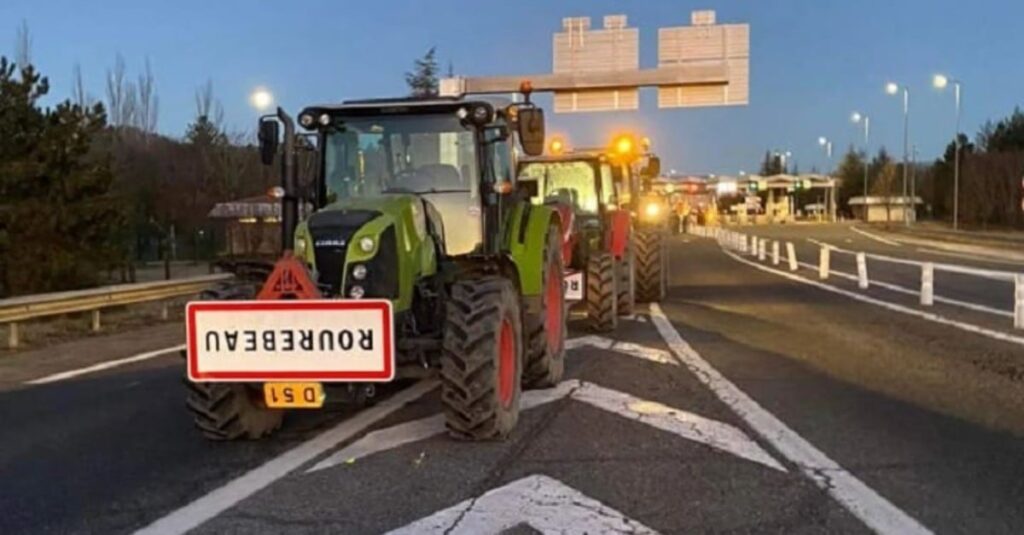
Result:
[586, 252, 618, 332]
[523, 225, 567, 389]
[186, 383, 283, 440]
[183, 282, 283, 441]
[441, 276, 523, 440]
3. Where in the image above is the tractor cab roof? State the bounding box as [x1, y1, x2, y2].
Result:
[301, 96, 512, 119]
[520, 149, 609, 165]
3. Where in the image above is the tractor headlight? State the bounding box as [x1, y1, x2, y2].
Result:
[349, 285, 365, 299]
[299, 114, 314, 128]
[318, 113, 331, 126]
[359, 236, 375, 253]
[645, 203, 660, 218]
[294, 237, 308, 256]
[351, 264, 367, 280]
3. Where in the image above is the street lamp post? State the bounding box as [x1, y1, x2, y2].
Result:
[934, 74, 962, 230]
[818, 136, 835, 221]
[886, 82, 911, 226]
[851, 112, 870, 221]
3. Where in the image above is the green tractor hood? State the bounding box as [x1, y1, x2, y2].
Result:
[293, 194, 437, 311]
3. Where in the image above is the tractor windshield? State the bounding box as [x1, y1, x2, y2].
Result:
[322, 114, 478, 204]
[518, 160, 613, 215]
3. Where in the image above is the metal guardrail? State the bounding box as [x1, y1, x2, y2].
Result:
[0, 274, 232, 349]
[688, 225, 1024, 331]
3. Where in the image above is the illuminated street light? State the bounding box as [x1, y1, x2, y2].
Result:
[885, 81, 911, 226]
[934, 73, 963, 230]
[250, 87, 274, 111]
[851, 111, 870, 221]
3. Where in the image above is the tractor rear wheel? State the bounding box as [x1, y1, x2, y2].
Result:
[586, 252, 618, 332]
[441, 276, 523, 440]
[183, 282, 283, 441]
[636, 230, 666, 303]
[523, 226, 566, 389]
[616, 242, 636, 316]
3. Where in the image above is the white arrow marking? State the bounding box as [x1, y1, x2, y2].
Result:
[385, 474, 659, 535]
[308, 379, 784, 473]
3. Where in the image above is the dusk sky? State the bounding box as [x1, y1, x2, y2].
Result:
[3, 0, 1022, 175]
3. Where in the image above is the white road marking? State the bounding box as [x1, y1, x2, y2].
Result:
[134, 380, 439, 535]
[308, 377, 784, 473]
[736, 250, 1024, 347]
[648, 302, 932, 535]
[387, 474, 659, 535]
[916, 248, 1024, 267]
[26, 345, 185, 385]
[851, 226, 902, 246]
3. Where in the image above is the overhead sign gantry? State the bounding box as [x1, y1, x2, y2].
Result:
[440, 10, 749, 113]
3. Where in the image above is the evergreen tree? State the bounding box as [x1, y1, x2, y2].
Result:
[405, 47, 439, 98]
[835, 146, 866, 213]
[0, 57, 124, 296]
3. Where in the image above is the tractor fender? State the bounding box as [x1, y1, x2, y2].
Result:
[546, 201, 576, 266]
[507, 203, 563, 300]
[606, 209, 632, 260]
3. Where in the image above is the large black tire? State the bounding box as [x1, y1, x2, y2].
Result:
[185, 382, 284, 440]
[636, 230, 666, 303]
[441, 276, 523, 440]
[523, 226, 566, 389]
[184, 282, 284, 441]
[586, 252, 618, 332]
[616, 241, 635, 316]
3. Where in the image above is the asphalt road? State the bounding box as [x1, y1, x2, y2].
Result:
[2, 228, 1023, 534]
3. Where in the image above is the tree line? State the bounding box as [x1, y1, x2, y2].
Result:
[827, 108, 1024, 228]
[0, 25, 271, 297]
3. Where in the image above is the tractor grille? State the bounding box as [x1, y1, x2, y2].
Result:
[308, 209, 380, 296]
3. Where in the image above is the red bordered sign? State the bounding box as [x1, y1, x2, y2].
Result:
[186, 300, 394, 382]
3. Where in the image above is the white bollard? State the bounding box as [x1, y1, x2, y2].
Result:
[750, 236, 759, 256]
[856, 252, 869, 289]
[819, 246, 830, 279]
[786, 242, 798, 271]
[772, 241, 780, 265]
[920, 263, 934, 306]
[758, 239, 767, 261]
[1015, 274, 1024, 330]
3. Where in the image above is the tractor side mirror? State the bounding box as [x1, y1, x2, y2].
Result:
[516, 107, 545, 157]
[258, 118, 280, 166]
[643, 156, 661, 179]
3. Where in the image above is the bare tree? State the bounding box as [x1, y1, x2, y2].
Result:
[106, 54, 128, 126]
[71, 63, 97, 108]
[14, 20, 31, 67]
[194, 79, 224, 127]
[136, 58, 159, 134]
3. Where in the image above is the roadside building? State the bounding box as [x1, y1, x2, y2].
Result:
[848, 196, 923, 223]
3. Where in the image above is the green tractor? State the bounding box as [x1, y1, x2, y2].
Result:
[184, 91, 568, 441]
[517, 147, 635, 333]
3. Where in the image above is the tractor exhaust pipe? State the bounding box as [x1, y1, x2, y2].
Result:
[277, 107, 298, 252]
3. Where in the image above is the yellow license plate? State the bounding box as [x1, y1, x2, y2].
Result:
[263, 382, 324, 409]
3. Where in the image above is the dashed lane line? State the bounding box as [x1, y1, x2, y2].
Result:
[649, 302, 933, 535]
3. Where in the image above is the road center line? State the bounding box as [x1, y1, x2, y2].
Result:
[26, 345, 185, 385]
[729, 249, 1024, 347]
[648, 303, 932, 535]
[851, 226, 902, 246]
[133, 380, 439, 535]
